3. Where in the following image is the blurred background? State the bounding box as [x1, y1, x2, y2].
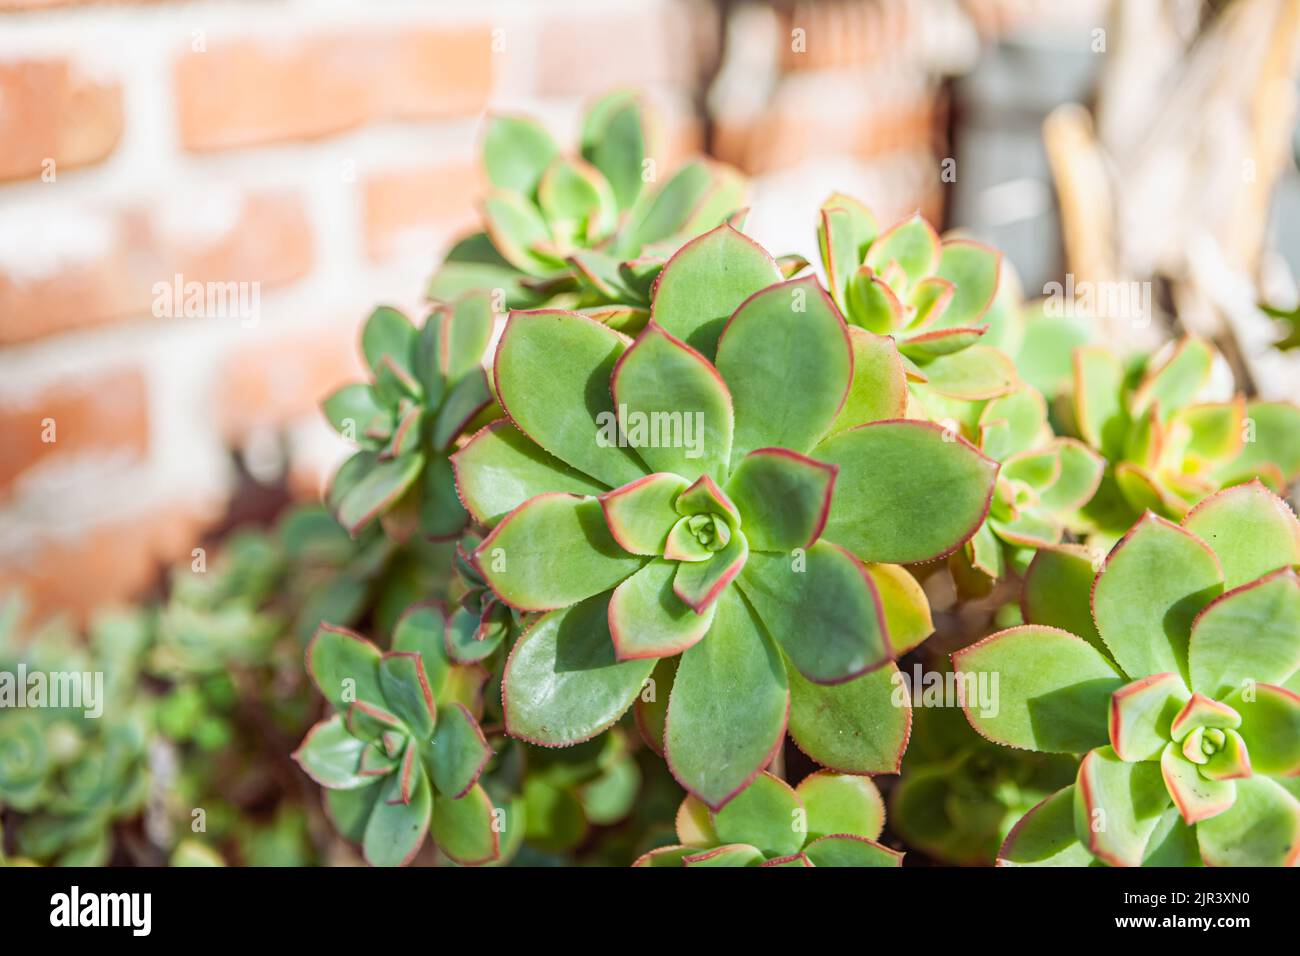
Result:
[3, 0, 1299, 626]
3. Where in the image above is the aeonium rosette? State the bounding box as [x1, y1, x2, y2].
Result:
[954, 481, 1300, 866]
[451, 223, 1000, 809]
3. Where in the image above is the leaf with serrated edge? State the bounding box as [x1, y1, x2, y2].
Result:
[723, 448, 836, 552]
[1108, 673, 1190, 762]
[609, 558, 716, 660]
[1196, 775, 1300, 866]
[710, 772, 805, 859]
[796, 771, 885, 842]
[599, 473, 689, 555]
[1187, 568, 1300, 699]
[787, 664, 910, 774]
[1073, 747, 1171, 868]
[1183, 481, 1300, 590]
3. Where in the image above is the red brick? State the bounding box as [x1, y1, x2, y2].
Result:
[174, 26, 493, 152]
[362, 160, 483, 262]
[217, 323, 367, 439]
[0, 500, 217, 626]
[0, 191, 313, 345]
[0, 58, 123, 182]
[535, 8, 703, 96]
[0, 367, 149, 498]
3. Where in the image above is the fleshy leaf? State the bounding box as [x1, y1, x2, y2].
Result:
[716, 276, 852, 467]
[933, 239, 1001, 328]
[634, 655, 677, 756]
[475, 494, 643, 611]
[1225, 683, 1300, 776]
[1182, 481, 1300, 590]
[1108, 673, 1190, 762]
[494, 310, 645, 487]
[361, 306, 417, 376]
[1188, 569, 1300, 699]
[481, 190, 558, 275]
[610, 323, 733, 481]
[292, 716, 369, 790]
[814, 420, 998, 564]
[952, 626, 1123, 753]
[682, 844, 765, 867]
[803, 834, 902, 867]
[483, 114, 559, 195]
[915, 346, 1016, 401]
[322, 384, 384, 439]
[1168, 693, 1241, 740]
[362, 769, 431, 867]
[1020, 545, 1105, 654]
[1073, 346, 1127, 459]
[1092, 513, 1223, 681]
[672, 530, 747, 613]
[978, 387, 1047, 461]
[609, 559, 717, 660]
[723, 448, 836, 551]
[865, 213, 939, 288]
[429, 703, 491, 798]
[580, 91, 646, 210]
[452, 421, 607, 526]
[1196, 775, 1300, 867]
[998, 787, 1096, 866]
[1223, 401, 1300, 484]
[710, 772, 805, 859]
[336, 454, 425, 536]
[675, 793, 717, 846]
[650, 224, 782, 359]
[664, 588, 788, 809]
[867, 563, 933, 656]
[431, 784, 500, 866]
[737, 543, 890, 684]
[796, 771, 885, 842]
[378, 652, 435, 739]
[787, 664, 910, 773]
[432, 368, 493, 450]
[599, 473, 689, 555]
[1038, 440, 1105, 513]
[1133, 337, 1213, 419]
[1073, 748, 1171, 868]
[307, 624, 384, 713]
[392, 604, 452, 700]
[830, 327, 908, 432]
[502, 593, 656, 746]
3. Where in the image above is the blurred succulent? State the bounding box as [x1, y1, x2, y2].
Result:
[294, 608, 506, 866]
[635, 771, 900, 867]
[892, 700, 1076, 865]
[0, 604, 151, 866]
[955, 482, 1300, 866]
[323, 296, 497, 543]
[816, 194, 1020, 414]
[451, 223, 999, 809]
[1067, 336, 1300, 541]
[428, 91, 746, 323]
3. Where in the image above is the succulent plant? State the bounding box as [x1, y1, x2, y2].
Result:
[634, 771, 900, 866]
[892, 700, 1075, 865]
[1066, 336, 1300, 540]
[428, 91, 746, 318]
[953, 482, 1300, 866]
[451, 222, 1000, 809]
[293, 607, 507, 866]
[322, 296, 498, 543]
[815, 194, 1020, 414]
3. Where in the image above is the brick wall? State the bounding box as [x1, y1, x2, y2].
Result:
[0, 0, 706, 622]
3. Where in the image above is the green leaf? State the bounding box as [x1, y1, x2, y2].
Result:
[378, 652, 435, 739]
[440, 292, 496, 384]
[632, 845, 694, 867]
[292, 716, 368, 789]
[914, 345, 1016, 401]
[796, 771, 885, 842]
[716, 276, 852, 466]
[1072, 346, 1127, 459]
[599, 473, 688, 555]
[1073, 747, 1171, 868]
[1183, 481, 1300, 590]
[502, 593, 656, 746]
[322, 384, 384, 438]
[710, 772, 805, 859]
[1037, 439, 1104, 513]
[1133, 337, 1213, 419]
[650, 223, 782, 359]
[952, 626, 1124, 752]
[997, 786, 1096, 866]
[978, 387, 1048, 461]
[672, 529, 748, 613]
[361, 306, 416, 376]
[674, 472, 740, 522]
[481, 189, 560, 275]
[815, 420, 998, 564]
[1092, 513, 1224, 681]
[1225, 683, 1300, 776]
[581, 91, 646, 210]
[609, 558, 716, 660]
[1187, 568, 1300, 698]
[418, 454, 469, 540]
[724, 448, 836, 552]
[1196, 775, 1300, 867]
[537, 157, 617, 245]
[737, 543, 889, 684]
[1015, 314, 1093, 398]
[578, 755, 641, 824]
[867, 562, 933, 656]
[335, 453, 425, 535]
[432, 784, 500, 866]
[483, 114, 559, 195]
[1224, 401, 1300, 484]
[787, 664, 909, 773]
[1160, 743, 1235, 824]
[326, 785, 381, 843]
[610, 323, 734, 481]
[432, 368, 492, 451]
[830, 327, 908, 433]
[683, 844, 765, 867]
[307, 623, 384, 713]
[443, 605, 505, 665]
[494, 310, 645, 487]
[1108, 673, 1190, 762]
[392, 604, 452, 700]
[803, 834, 902, 867]
[362, 768, 431, 867]
[634, 655, 676, 755]
[1021, 545, 1106, 655]
[865, 214, 939, 288]
[475, 493, 643, 611]
[817, 195, 878, 308]
[934, 239, 1001, 328]
[452, 421, 606, 526]
[665, 588, 788, 809]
